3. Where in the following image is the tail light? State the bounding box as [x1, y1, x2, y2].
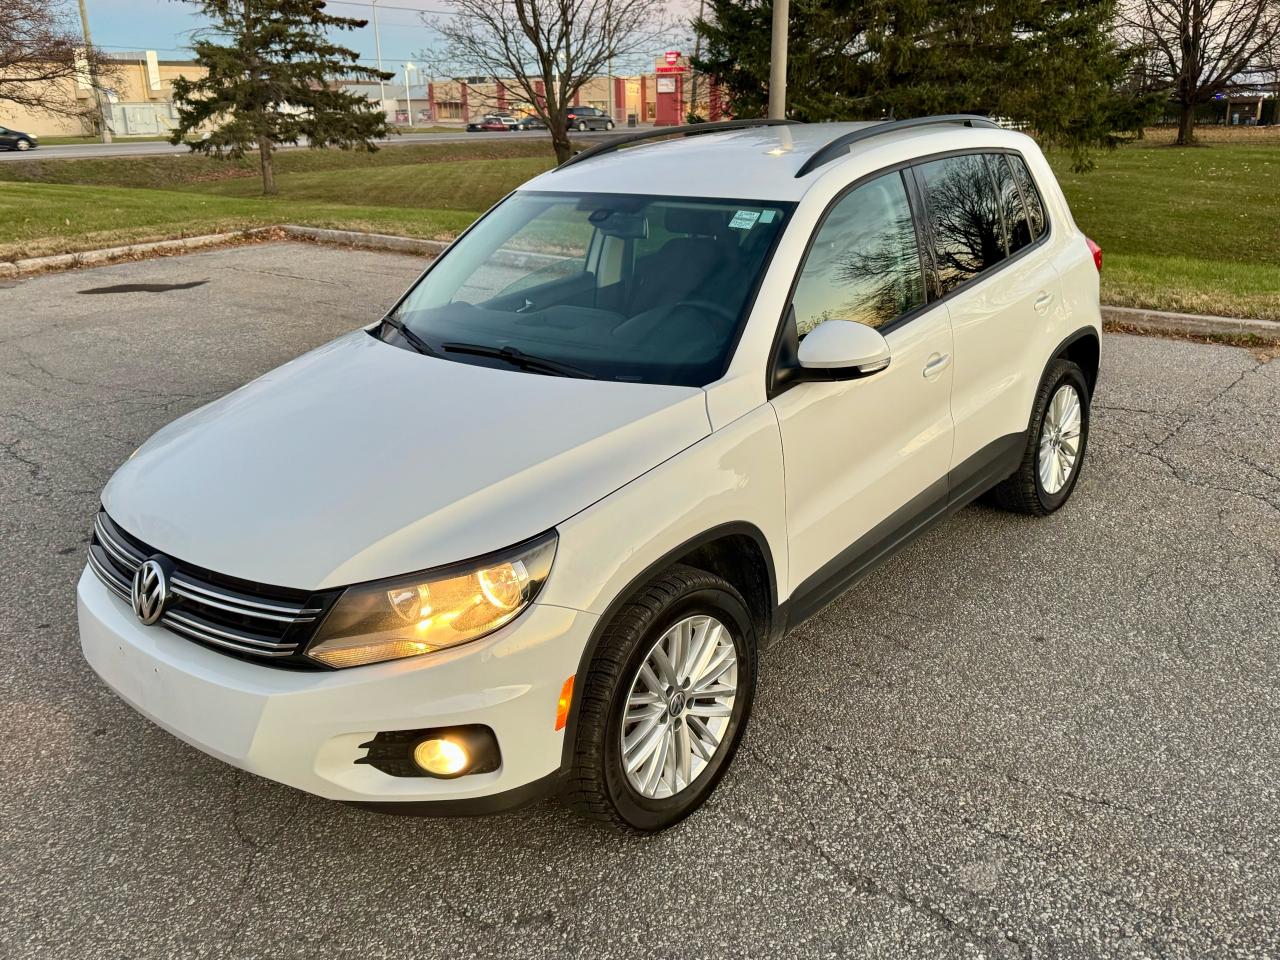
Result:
[1085, 236, 1102, 273]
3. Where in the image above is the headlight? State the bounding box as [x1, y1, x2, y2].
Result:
[307, 532, 557, 668]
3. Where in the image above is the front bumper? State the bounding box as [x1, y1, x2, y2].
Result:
[77, 567, 596, 809]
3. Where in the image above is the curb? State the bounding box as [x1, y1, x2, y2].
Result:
[0, 227, 276, 278]
[278, 224, 450, 258]
[1101, 305, 1278, 341]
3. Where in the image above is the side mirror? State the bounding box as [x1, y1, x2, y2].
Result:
[796, 319, 891, 379]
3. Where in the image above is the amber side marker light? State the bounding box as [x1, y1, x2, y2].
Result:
[555, 675, 575, 731]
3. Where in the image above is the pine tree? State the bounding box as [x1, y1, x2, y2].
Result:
[170, 0, 392, 195]
[693, 0, 1158, 169]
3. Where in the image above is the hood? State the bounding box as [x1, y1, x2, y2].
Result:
[103, 331, 710, 590]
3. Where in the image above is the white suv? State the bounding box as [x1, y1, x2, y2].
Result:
[79, 117, 1101, 831]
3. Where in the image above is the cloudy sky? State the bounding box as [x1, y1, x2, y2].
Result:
[86, 0, 698, 75]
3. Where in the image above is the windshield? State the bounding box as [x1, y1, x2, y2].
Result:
[384, 191, 792, 386]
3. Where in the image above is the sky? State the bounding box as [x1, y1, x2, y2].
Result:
[83, 0, 697, 76]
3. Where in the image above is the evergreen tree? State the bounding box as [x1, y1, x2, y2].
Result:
[694, 0, 1157, 169]
[170, 0, 392, 195]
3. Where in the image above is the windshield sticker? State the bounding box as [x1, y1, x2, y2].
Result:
[728, 210, 761, 230]
[759, 209, 777, 224]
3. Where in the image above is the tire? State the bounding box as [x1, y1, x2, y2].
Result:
[990, 358, 1090, 515]
[606, 120, 615, 130]
[16, 139, 30, 151]
[564, 564, 758, 832]
[577, 121, 588, 132]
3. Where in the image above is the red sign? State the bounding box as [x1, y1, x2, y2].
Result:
[664, 50, 681, 65]
[656, 64, 687, 74]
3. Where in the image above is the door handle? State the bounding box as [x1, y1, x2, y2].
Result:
[923, 352, 951, 378]
[1034, 291, 1054, 313]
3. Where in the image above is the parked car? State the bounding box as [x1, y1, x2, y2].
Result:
[515, 114, 546, 130]
[79, 117, 1101, 832]
[565, 105, 615, 131]
[0, 125, 38, 151]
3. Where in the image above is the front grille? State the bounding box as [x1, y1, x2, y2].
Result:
[87, 510, 336, 669]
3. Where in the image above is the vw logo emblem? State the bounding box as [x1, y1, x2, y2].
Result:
[132, 558, 170, 626]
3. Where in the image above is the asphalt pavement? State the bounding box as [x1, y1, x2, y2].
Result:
[1, 243, 1278, 959]
[0, 128, 622, 162]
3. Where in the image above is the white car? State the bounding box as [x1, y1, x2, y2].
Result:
[79, 116, 1102, 831]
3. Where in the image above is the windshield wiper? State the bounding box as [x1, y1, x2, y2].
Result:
[440, 342, 600, 380]
[381, 315, 437, 356]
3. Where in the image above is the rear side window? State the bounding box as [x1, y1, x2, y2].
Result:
[989, 154, 1033, 254]
[915, 154, 1006, 294]
[1007, 154, 1047, 240]
[791, 171, 925, 334]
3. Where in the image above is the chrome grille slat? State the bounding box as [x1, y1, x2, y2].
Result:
[94, 517, 142, 573]
[162, 610, 298, 651]
[88, 546, 131, 602]
[89, 510, 328, 668]
[169, 575, 317, 619]
[161, 616, 298, 658]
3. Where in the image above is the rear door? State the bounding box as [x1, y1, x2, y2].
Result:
[0, 128, 14, 149]
[770, 170, 955, 610]
[912, 151, 1062, 499]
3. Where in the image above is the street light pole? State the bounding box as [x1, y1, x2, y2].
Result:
[767, 0, 788, 120]
[76, 0, 112, 143]
[371, 0, 387, 115]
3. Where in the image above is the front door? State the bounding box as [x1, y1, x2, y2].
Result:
[770, 170, 955, 613]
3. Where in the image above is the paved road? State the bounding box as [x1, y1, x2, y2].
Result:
[0, 128, 623, 162]
[2, 243, 1278, 959]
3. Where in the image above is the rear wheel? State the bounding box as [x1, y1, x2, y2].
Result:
[991, 359, 1090, 515]
[576, 120, 588, 132]
[564, 565, 757, 831]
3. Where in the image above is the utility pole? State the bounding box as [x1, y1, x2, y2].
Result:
[76, 0, 112, 143]
[767, 0, 788, 120]
[371, 0, 387, 115]
[404, 63, 415, 127]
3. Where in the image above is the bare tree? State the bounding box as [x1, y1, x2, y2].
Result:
[1120, 0, 1280, 144]
[422, 0, 669, 163]
[0, 0, 117, 127]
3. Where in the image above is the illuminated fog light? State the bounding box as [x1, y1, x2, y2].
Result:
[413, 737, 469, 777]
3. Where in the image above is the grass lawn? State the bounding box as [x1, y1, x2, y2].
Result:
[2, 130, 1277, 321]
[1047, 130, 1279, 320]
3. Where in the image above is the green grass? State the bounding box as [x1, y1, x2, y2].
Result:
[1047, 139, 1279, 320]
[0, 181, 476, 260]
[2, 133, 1277, 321]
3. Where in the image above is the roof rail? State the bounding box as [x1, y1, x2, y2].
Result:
[794, 114, 1001, 178]
[558, 118, 798, 169]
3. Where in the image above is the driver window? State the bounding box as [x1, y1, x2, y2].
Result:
[791, 172, 925, 336]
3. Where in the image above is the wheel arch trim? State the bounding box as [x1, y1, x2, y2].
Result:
[557, 520, 778, 771]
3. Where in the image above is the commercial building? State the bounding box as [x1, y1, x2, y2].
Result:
[0, 52, 209, 138]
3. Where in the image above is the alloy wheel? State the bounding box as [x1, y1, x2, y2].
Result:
[1038, 383, 1082, 495]
[620, 614, 739, 800]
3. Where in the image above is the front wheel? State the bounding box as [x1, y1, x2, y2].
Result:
[16, 139, 30, 151]
[991, 358, 1090, 515]
[606, 120, 615, 130]
[564, 565, 757, 831]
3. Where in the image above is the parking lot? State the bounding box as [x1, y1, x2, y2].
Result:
[2, 242, 1278, 959]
